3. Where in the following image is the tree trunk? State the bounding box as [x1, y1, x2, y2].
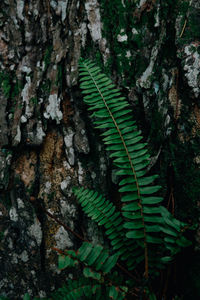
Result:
[0, 0, 199, 298]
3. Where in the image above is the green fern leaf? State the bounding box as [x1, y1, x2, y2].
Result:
[52, 277, 102, 300]
[59, 241, 119, 275]
[108, 285, 127, 300]
[58, 251, 78, 269]
[83, 267, 102, 280]
[73, 187, 141, 268]
[78, 58, 191, 278]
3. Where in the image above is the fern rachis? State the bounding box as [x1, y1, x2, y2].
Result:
[79, 59, 152, 278]
[54, 58, 191, 300]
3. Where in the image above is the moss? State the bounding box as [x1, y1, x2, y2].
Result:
[81, 32, 105, 74]
[104, 56, 114, 77]
[30, 97, 38, 105]
[140, 9, 157, 32]
[11, 78, 23, 99]
[171, 140, 200, 220]
[100, 0, 128, 38]
[187, 12, 200, 39]
[56, 64, 62, 87]
[0, 72, 11, 98]
[132, 32, 143, 49]
[48, 191, 56, 201]
[177, 4, 200, 46]
[56, 62, 66, 91]
[161, 0, 179, 19]
[44, 45, 53, 71]
[0, 72, 23, 100]
[2, 79, 11, 98]
[179, 18, 200, 45]
[40, 79, 51, 95]
[177, 0, 190, 16]
[0, 296, 9, 300]
[0, 231, 4, 241]
[99, 0, 139, 85]
[1, 148, 12, 157]
[157, 92, 200, 221]
[99, 0, 176, 86]
[26, 185, 35, 197]
[0, 192, 12, 209]
[149, 110, 165, 147]
[95, 51, 105, 72]
[134, 55, 148, 78]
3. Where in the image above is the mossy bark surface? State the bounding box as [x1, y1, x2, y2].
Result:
[0, 0, 199, 298]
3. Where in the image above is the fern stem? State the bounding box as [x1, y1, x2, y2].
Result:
[84, 62, 149, 278]
[53, 247, 136, 297]
[116, 262, 139, 282]
[44, 203, 139, 282]
[43, 207, 88, 242]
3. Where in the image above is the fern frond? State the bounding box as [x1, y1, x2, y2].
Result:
[108, 285, 127, 300]
[57, 244, 128, 299]
[78, 58, 190, 277]
[52, 277, 102, 300]
[58, 250, 79, 270]
[73, 187, 142, 268]
[160, 206, 191, 256]
[83, 267, 102, 281]
[53, 277, 127, 300]
[79, 58, 163, 277]
[58, 241, 119, 274]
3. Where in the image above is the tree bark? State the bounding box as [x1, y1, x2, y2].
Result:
[0, 0, 199, 298]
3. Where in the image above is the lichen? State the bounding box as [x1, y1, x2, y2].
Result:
[13, 125, 21, 146]
[60, 200, 77, 219]
[43, 94, 63, 124]
[20, 251, 29, 263]
[28, 219, 42, 247]
[183, 43, 200, 97]
[55, 226, 73, 250]
[9, 207, 18, 222]
[117, 29, 128, 42]
[73, 112, 90, 154]
[21, 76, 34, 119]
[16, 0, 24, 21]
[60, 177, 71, 191]
[27, 121, 46, 146]
[77, 161, 84, 184]
[63, 128, 75, 166]
[58, 0, 68, 22]
[85, 0, 102, 43]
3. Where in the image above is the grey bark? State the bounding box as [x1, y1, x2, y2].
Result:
[0, 0, 199, 298]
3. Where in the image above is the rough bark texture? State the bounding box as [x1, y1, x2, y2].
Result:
[0, 0, 199, 298]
